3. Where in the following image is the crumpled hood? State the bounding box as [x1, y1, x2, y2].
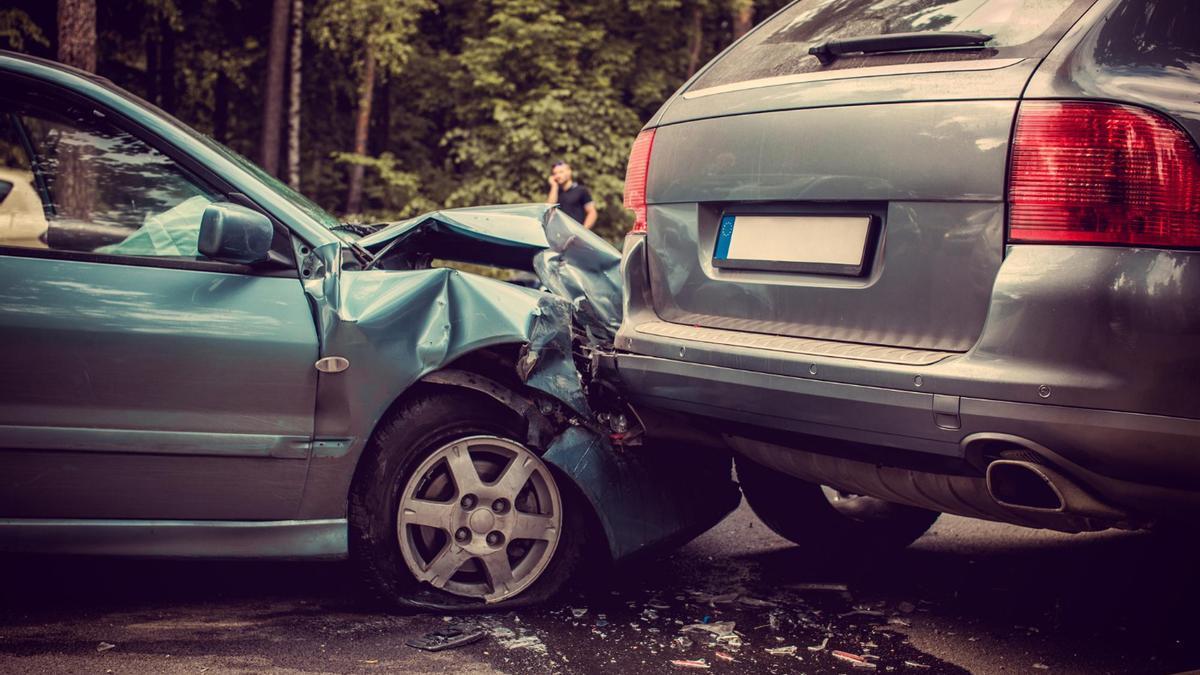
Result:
[361, 203, 623, 343]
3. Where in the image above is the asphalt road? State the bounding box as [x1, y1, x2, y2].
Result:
[0, 501, 1195, 674]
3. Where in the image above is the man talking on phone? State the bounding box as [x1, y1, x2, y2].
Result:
[546, 160, 597, 229]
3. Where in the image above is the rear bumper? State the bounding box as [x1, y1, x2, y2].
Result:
[614, 234, 1200, 520]
[612, 351, 1200, 519]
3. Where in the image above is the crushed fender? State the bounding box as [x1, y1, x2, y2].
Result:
[305, 203, 737, 563]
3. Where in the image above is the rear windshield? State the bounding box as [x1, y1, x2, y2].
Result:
[690, 0, 1096, 92]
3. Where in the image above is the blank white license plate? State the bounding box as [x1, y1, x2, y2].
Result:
[713, 214, 873, 275]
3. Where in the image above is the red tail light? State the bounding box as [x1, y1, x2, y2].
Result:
[1008, 100, 1200, 247]
[623, 129, 656, 233]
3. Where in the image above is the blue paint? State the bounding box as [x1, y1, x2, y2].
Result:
[714, 215, 735, 260]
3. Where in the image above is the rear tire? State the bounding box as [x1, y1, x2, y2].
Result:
[737, 456, 939, 559]
[349, 388, 586, 611]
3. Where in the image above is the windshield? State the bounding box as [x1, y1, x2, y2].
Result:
[691, 0, 1096, 92]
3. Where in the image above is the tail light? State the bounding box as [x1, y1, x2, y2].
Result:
[1009, 100, 1200, 247]
[623, 129, 656, 233]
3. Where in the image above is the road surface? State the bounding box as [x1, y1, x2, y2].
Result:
[0, 502, 1194, 674]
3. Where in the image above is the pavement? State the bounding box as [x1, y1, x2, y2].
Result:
[0, 501, 1195, 674]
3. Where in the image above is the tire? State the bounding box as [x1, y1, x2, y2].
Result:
[349, 388, 587, 611]
[736, 456, 939, 559]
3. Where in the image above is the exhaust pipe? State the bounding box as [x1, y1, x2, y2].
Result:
[986, 459, 1126, 522]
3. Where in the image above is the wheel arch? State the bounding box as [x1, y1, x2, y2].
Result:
[346, 344, 614, 567]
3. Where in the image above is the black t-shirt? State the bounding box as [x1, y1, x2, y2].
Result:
[555, 183, 593, 224]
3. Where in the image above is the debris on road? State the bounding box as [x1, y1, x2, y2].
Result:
[765, 645, 798, 656]
[904, 660, 932, 669]
[714, 651, 736, 662]
[807, 636, 830, 651]
[96, 642, 116, 653]
[832, 650, 878, 669]
[1033, 663, 1051, 670]
[571, 608, 588, 619]
[670, 658, 712, 669]
[681, 620, 739, 646]
[405, 624, 485, 652]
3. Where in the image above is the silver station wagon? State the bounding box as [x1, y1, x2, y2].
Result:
[614, 0, 1200, 555]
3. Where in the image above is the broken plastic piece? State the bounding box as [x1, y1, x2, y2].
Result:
[670, 659, 711, 669]
[832, 650, 878, 669]
[766, 645, 798, 656]
[405, 625, 485, 651]
[96, 642, 116, 653]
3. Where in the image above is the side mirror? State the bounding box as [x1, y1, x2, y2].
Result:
[198, 202, 274, 264]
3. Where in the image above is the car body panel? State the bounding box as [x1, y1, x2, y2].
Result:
[659, 57, 1038, 127]
[644, 100, 1013, 352]
[1025, 0, 1200, 142]
[0, 255, 318, 519]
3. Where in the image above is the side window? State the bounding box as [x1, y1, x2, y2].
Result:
[0, 90, 217, 258]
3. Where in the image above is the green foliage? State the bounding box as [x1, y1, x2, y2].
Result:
[0, 9, 48, 51]
[6, 0, 792, 239]
[310, 0, 435, 76]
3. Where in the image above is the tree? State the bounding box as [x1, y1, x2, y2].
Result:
[286, 0, 304, 190]
[311, 0, 434, 215]
[731, 0, 754, 40]
[57, 0, 96, 71]
[0, 9, 48, 51]
[260, 0, 290, 176]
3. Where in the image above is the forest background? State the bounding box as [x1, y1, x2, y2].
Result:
[2, 0, 787, 238]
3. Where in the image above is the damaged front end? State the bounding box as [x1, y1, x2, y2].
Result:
[311, 205, 738, 568]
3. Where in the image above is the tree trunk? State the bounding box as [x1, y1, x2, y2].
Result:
[374, 78, 391, 156]
[285, 0, 304, 190]
[732, 1, 754, 40]
[686, 6, 704, 77]
[344, 48, 375, 215]
[56, 0, 96, 220]
[160, 12, 176, 113]
[260, 0, 289, 177]
[57, 0, 96, 72]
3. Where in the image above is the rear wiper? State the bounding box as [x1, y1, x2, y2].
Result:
[808, 31, 992, 66]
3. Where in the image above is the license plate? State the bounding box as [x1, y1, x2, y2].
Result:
[713, 214, 874, 275]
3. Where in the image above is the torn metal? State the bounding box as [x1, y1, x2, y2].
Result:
[306, 203, 737, 561]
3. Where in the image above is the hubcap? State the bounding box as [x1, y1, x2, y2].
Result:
[396, 436, 562, 603]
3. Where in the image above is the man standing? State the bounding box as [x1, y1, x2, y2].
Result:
[546, 161, 597, 229]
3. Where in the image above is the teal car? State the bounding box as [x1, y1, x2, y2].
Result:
[0, 51, 738, 610]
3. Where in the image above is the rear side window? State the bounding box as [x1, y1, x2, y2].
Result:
[691, 0, 1096, 92]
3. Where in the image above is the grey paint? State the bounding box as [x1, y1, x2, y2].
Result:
[644, 101, 1012, 352]
[624, 238, 1200, 421]
[1025, 0, 1200, 145]
[656, 58, 1039, 127]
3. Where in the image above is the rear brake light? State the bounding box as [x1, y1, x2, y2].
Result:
[1009, 100, 1200, 247]
[623, 129, 656, 233]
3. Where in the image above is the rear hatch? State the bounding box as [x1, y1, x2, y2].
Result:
[641, 0, 1095, 354]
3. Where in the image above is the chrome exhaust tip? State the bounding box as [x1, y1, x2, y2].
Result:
[986, 459, 1125, 522]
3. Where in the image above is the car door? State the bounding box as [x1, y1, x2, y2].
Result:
[0, 78, 320, 520]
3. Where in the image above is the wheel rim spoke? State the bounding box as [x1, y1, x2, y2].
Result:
[511, 511, 556, 541]
[400, 498, 454, 530]
[420, 543, 473, 589]
[481, 551, 515, 597]
[444, 444, 483, 495]
[493, 454, 536, 495]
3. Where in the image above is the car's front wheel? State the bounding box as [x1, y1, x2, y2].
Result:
[736, 456, 939, 561]
[349, 389, 585, 610]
